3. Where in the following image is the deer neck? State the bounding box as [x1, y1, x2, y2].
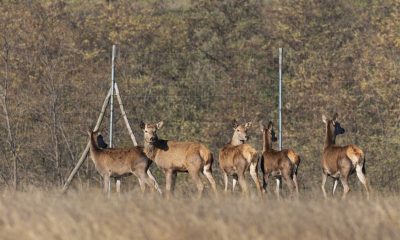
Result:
[230, 133, 244, 146]
[324, 125, 335, 148]
[89, 132, 101, 159]
[262, 131, 273, 152]
[143, 141, 157, 160]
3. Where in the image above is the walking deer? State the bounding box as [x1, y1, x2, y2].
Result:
[321, 113, 370, 199]
[88, 130, 162, 196]
[219, 120, 262, 196]
[259, 121, 300, 199]
[140, 121, 218, 198]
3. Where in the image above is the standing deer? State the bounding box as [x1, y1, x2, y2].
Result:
[140, 121, 218, 198]
[88, 130, 162, 196]
[321, 113, 370, 199]
[259, 121, 300, 199]
[219, 120, 262, 196]
[95, 132, 160, 195]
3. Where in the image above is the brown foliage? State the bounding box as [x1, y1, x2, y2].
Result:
[0, 0, 398, 192]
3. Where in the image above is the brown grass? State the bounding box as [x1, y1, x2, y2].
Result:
[0, 188, 399, 240]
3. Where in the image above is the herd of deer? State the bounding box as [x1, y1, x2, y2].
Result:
[88, 113, 370, 200]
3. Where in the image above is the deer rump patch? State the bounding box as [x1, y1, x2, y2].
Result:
[345, 145, 364, 166]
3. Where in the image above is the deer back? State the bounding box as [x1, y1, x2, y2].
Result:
[152, 140, 211, 170]
[219, 143, 257, 169]
[92, 148, 149, 176]
[322, 144, 364, 173]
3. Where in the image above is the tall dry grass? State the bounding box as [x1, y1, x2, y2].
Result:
[0, 188, 399, 240]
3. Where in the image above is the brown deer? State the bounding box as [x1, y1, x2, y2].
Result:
[140, 121, 218, 198]
[219, 120, 262, 196]
[259, 121, 300, 199]
[321, 113, 370, 199]
[87, 130, 162, 196]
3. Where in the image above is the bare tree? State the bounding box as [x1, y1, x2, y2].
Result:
[0, 39, 21, 190]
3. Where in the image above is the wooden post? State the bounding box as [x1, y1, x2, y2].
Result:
[114, 83, 138, 146]
[61, 88, 112, 193]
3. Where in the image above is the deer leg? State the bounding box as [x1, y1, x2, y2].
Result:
[171, 172, 177, 192]
[138, 178, 146, 193]
[293, 172, 299, 196]
[138, 170, 161, 195]
[332, 179, 338, 196]
[321, 173, 328, 198]
[340, 174, 350, 199]
[189, 170, 204, 199]
[116, 178, 121, 195]
[356, 164, 370, 199]
[203, 164, 218, 197]
[165, 170, 174, 199]
[147, 169, 162, 195]
[132, 172, 146, 194]
[283, 173, 295, 199]
[237, 172, 248, 196]
[275, 177, 281, 200]
[262, 172, 270, 194]
[250, 162, 262, 196]
[232, 174, 238, 192]
[103, 174, 111, 197]
[222, 170, 229, 193]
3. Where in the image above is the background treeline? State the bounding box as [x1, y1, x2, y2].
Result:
[0, 0, 398, 192]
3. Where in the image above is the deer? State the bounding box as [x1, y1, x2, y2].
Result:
[259, 121, 300, 200]
[219, 120, 262, 196]
[321, 113, 370, 199]
[94, 132, 160, 195]
[140, 121, 218, 199]
[87, 130, 162, 196]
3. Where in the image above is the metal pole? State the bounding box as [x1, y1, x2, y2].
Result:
[110, 45, 116, 148]
[278, 48, 282, 151]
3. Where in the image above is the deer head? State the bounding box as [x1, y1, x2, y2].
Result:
[140, 121, 164, 144]
[322, 113, 345, 145]
[259, 120, 277, 143]
[231, 119, 252, 145]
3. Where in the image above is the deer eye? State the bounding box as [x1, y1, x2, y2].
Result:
[144, 130, 148, 133]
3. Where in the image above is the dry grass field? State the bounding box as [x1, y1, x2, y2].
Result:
[0, 188, 399, 240]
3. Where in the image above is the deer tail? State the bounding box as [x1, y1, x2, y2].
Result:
[259, 153, 265, 175]
[362, 153, 366, 174]
[287, 150, 300, 166]
[201, 147, 214, 170]
[293, 156, 300, 175]
[208, 152, 214, 173]
[346, 145, 364, 166]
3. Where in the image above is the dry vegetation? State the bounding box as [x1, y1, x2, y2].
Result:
[0, 189, 399, 240]
[0, 0, 399, 238]
[0, 0, 398, 192]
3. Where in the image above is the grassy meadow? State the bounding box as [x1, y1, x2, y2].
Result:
[0, 187, 399, 240]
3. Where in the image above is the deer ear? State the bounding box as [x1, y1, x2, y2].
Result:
[140, 121, 145, 130]
[232, 119, 238, 129]
[259, 121, 265, 132]
[156, 121, 164, 129]
[267, 121, 273, 130]
[333, 113, 338, 122]
[244, 122, 252, 129]
[322, 115, 327, 124]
